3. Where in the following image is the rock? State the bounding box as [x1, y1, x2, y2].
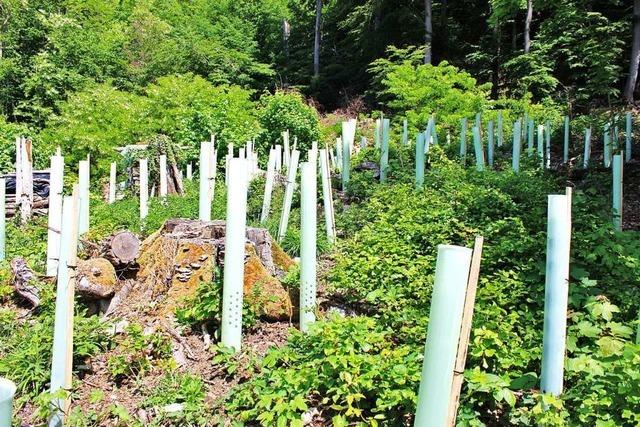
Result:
[77, 258, 118, 298]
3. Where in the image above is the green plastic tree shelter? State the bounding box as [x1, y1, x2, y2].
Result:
[612, 153, 623, 231]
[472, 126, 484, 171]
[342, 119, 357, 190]
[300, 160, 317, 332]
[487, 121, 494, 167]
[319, 149, 336, 245]
[78, 159, 90, 235]
[139, 159, 149, 220]
[459, 118, 467, 159]
[527, 119, 534, 154]
[537, 124, 544, 167]
[221, 158, 249, 352]
[402, 118, 408, 146]
[46, 154, 64, 276]
[0, 179, 4, 261]
[563, 116, 570, 163]
[626, 112, 633, 162]
[429, 115, 438, 145]
[415, 133, 425, 189]
[512, 120, 522, 172]
[374, 118, 381, 149]
[278, 150, 300, 242]
[380, 119, 390, 183]
[497, 111, 504, 147]
[335, 137, 343, 173]
[260, 148, 277, 224]
[540, 194, 572, 396]
[583, 127, 592, 168]
[545, 121, 551, 169]
[414, 244, 473, 427]
[50, 187, 80, 426]
[0, 378, 15, 427]
[604, 123, 612, 168]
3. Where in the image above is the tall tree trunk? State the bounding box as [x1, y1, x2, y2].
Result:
[491, 21, 501, 99]
[441, 0, 448, 58]
[511, 19, 517, 50]
[424, 0, 433, 64]
[524, 0, 532, 53]
[282, 19, 290, 66]
[624, 0, 640, 103]
[313, 0, 322, 78]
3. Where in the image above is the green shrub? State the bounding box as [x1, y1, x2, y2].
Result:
[257, 91, 321, 162]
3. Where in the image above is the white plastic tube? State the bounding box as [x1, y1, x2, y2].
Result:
[278, 150, 300, 242]
[0, 377, 16, 427]
[46, 155, 64, 276]
[414, 245, 473, 426]
[198, 141, 212, 221]
[540, 194, 571, 396]
[260, 148, 277, 223]
[300, 161, 317, 332]
[139, 159, 149, 220]
[159, 154, 168, 197]
[221, 158, 248, 352]
[78, 160, 90, 235]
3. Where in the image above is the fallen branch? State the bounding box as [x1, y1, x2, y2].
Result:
[10, 257, 40, 307]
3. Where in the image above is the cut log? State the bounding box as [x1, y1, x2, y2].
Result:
[10, 257, 40, 307]
[101, 231, 141, 267]
[76, 258, 118, 298]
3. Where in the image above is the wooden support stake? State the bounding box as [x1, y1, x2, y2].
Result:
[446, 236, 484, 427]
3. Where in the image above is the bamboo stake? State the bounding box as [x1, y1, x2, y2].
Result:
[446, 236, 484, 426]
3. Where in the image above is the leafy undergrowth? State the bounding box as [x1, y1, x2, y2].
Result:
[224, 146, 640, 425]
[0, 141, 638, 426]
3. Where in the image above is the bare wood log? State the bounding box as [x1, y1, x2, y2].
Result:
[103, 280, 134, 317]
[100, 231, 141, 267]
[10, 256, 40, 307]
[76, 276, 114, 298]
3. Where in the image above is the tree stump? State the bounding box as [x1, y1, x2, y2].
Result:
[100, 231, 141, 268]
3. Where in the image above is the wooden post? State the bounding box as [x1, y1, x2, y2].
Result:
[159, 154, 168, 198]
[46, 154, 64, 276]
[17, 137, 33, 225]
[446, 236, 484, 426]
[49, 186, 79, 426]
[139, 159, 149, 220]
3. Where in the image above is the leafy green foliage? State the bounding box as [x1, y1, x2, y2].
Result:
[257, 91, 321, 159]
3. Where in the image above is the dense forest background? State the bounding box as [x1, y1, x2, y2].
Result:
[0, 0, 637, 171]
